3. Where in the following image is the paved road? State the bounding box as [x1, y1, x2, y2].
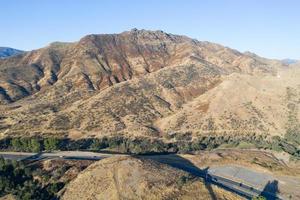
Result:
[0, 151, 283, 199]
[209, 165, 275, 191]
[0, 152, 35, 160]
[141, 154, 284, 200]
[0, 151, 119, 161]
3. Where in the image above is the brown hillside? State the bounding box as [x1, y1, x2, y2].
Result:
[0, 29, 296, 141]
[61, 156, 241, 200]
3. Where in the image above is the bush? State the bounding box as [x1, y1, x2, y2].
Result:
[46, 182, 65, 195]
[177, 174, 195, 187]
[285, 128, 300, 145]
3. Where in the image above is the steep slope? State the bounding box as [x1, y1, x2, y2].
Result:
[0, 47, 23, 58]
[0, 29, 280, 105]
[0, 29, 294, 141]
[156, 67, 300, 138]
[61, 156, 241, 200]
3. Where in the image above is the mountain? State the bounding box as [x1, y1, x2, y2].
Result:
[0, 47, 23, 58]
[0, 29, 298, 150]
[281, 58, 298, 65]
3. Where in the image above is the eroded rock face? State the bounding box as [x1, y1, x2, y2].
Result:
[0, 29, 295, 139]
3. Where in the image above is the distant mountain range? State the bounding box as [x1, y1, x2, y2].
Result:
[281, 58, 298, 65]
[0, 47, 24, 58]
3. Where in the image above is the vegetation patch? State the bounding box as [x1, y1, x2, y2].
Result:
[0, 134, 299, 158]
[0, 157, 64, 200]
[284, 87, 300, 141]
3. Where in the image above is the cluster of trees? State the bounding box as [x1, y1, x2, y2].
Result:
[0, 135, 299, 158]
[9, 138, 60, 152]
[271, 136, 300, 157]
[11, 138, 42, 152]
[88, 136, 230, 154]
[90, 137, 171, 154]
[0, 157, 63, 200]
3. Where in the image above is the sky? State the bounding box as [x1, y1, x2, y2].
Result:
[0, 0, 299, 59]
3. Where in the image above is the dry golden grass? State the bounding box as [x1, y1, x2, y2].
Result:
[61, 156, 241, 200]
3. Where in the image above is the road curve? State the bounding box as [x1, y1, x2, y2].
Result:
[0, 151, 282, 199]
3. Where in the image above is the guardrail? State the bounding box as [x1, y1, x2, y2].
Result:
[206, 173, 283, 200]
[143, 159, 281, 199]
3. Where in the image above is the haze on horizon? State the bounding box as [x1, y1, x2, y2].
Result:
[1, 0, 299, 60]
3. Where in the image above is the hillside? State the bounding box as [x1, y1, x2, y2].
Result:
[61, 156, 241, 200]
[0, 29, 298, 153]
[0, 47, 23, 58]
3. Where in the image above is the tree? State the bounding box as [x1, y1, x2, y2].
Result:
[30, 139, 41, 152]
[46, 182, 64, 195]
[43, 138, 59, 151]
[20, 138, 30, 152]
[0, 156, 5, 170]
[90, 139, 101, 151]
[11, 138, 22, 151]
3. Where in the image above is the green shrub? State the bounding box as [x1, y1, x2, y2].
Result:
[252, 196, 266, 200]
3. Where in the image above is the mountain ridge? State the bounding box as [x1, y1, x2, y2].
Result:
[0, 29, 298, 146]
[0, 47, 24, 58]
[0, 29, 282, 104]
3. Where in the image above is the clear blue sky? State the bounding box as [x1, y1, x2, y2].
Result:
[1, 0, 299, 59]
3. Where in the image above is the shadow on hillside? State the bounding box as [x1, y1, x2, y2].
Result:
[139, 154, 281, 200]
[202, 167, 217, 200]
[138, 154, 222, 200]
